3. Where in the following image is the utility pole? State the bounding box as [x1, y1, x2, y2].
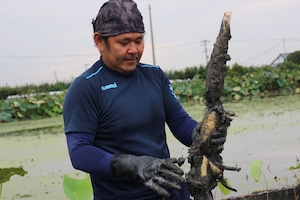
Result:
[148, 4, 156, 66]
[282, 38, 287, 62]
[282, 37, 286, 53]
[53, 71, 58, 83]
[201, 40, 210, 64]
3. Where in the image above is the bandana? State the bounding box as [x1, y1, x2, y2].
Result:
[92, 0, 145, 36]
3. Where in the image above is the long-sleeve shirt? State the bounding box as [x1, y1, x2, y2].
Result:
[63, 58, 197, 200]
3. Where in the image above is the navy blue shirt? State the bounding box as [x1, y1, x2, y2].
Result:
[63, 58, 197, 199]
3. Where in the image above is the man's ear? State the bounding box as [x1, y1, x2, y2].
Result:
[94, 32, 105, 52]
[94, 32, 103, 45]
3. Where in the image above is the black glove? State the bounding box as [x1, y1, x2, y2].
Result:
[111, 154, 185, 197]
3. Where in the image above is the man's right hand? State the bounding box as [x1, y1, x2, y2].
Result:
[111, 154, 185, 197]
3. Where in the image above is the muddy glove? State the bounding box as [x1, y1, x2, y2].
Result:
[111, 154, 185, 197]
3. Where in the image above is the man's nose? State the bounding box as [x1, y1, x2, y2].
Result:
[128, 42, 138, 53]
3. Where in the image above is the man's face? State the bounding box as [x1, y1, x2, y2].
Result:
[98, 32, 144, 75]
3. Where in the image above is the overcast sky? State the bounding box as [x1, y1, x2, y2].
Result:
[1, 0, 300, 86]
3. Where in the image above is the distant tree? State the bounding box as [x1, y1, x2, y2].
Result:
[166, 65, 208, 80]
[198, 65, 207, 79]
[227, 63, 247, 77]
[287, 50, 300, 64]
[166, 70, 185, 80]
[279, 61, 300, 71]
[184, 66, 198, 79]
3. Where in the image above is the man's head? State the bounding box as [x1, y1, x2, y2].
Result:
[92, 0, 145, 75]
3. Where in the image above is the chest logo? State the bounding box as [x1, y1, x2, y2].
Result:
[101, 82, 118, 91]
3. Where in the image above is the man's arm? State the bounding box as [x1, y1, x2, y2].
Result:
[67, 132, 186, 197]
[66, 132, 113, 176]
[166, 107, 198, 147]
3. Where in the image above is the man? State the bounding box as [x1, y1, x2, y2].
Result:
[63, 0, 227, 199]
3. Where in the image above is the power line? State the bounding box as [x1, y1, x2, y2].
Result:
[241, 41, 283, 64]
[0, 53, 98, 58]
[0, 37, 298, 61]
[230, 37, 300, 42]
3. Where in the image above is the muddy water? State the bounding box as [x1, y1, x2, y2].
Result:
[168, 94, 300, 199]
[0, 95, 299, 200]
[0, 131, 81, 200]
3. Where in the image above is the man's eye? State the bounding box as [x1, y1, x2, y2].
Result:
[119, 42, 128, 46]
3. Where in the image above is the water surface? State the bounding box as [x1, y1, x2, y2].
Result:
[168, 95, 300, 199]
[1, 95, 299, 199]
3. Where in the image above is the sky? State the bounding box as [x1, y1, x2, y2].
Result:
[1, 0, 300, 86]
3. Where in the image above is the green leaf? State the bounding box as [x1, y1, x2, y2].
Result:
[27, 103, 37, 109]
[224, 85, 232, 93]
[232, 86, 241, 92]
[46, 99, 55, 107]
[19, 102, 27, 111]
[17, 112, 23, 118]
[36, 100, 46, 107]
[250, 159, 263, 182]
[250, 89, 260, 95]
[52, 106, 62, 113]
[0, 111, 12, 121]
[63, 174, 93, 200]
[0, 167, 27, 184]
[12, 100, 20, 107]
[289, 163, 300, 170]
[277, 78, 285, 87]
[217, 178, 232, 195]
